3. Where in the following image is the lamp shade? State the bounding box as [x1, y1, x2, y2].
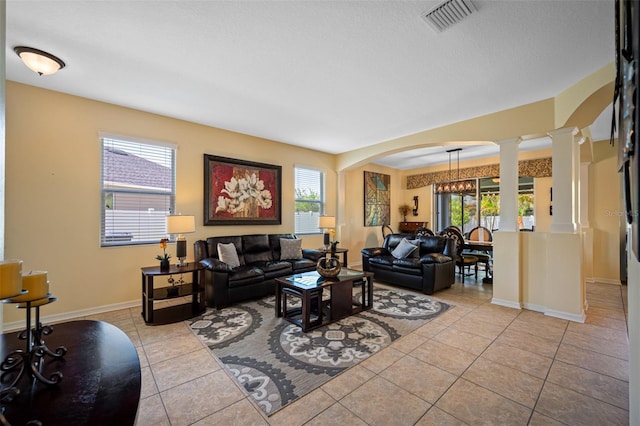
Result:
[318, 216, 336, 229]
[166, 215, 195, 235]
[14, 46, 65, 76]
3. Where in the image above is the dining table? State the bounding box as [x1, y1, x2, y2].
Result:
[463, 239, 493, 284]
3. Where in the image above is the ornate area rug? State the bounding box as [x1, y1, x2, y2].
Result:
[187, 287, 450, 415]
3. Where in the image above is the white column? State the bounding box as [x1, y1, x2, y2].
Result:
[497, 137, 521, 231]
[492, 137, 522, 310]
[548, 127, 579, 233]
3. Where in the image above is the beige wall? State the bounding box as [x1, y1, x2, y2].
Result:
[4, 82, 336, 325]
[590, 142, 622, 283]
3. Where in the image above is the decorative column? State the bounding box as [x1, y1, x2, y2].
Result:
[544, 127, 585, 322]
[492, 137, 522, 309]
[549, 127, 579, 233]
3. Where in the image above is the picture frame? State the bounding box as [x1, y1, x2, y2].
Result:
[204, 154, 282, 226]
[364, 171, 390, 226]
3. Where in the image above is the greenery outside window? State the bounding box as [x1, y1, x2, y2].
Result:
[295, 167, 324, 234]
[101, 135, 176, 246]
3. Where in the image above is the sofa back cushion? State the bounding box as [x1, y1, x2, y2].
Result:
[206, 236, 243, 263]
[384, 234, 449, 257]
[242, 234, 274, 264]
[269, 234, 297, 259]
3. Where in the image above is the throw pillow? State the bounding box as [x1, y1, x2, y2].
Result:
[217, 242, 240, 268]
[391, 238, 418, 259]
[280, 238, 303, 260]
[408, 238, 421, 258]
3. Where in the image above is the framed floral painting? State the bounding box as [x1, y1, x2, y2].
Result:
[204, 155, 282, 225]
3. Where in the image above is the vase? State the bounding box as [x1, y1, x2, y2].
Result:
[160, 260, 170, 272]
[316, 257, 341, 278]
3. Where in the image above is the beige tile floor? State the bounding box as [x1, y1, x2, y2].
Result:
[83, 277, 629, 426]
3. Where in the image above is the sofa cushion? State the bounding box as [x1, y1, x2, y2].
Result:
[242, 235, 273, 264]
[217, 242, 240, 268]
[280, 238, 303, 260]
[391, 238, 418, 259]
[289, 258, 317, 271]
[227, 266, 265, 288]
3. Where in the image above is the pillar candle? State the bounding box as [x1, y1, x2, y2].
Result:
[12, 271, 48, 302]
[0, 260, 23, 299]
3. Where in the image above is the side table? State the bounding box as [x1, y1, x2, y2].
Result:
[317, 247, 348, 267]
[141, 262, 205, 325]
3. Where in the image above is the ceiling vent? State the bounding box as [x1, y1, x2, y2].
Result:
[422, 0, 476, 32]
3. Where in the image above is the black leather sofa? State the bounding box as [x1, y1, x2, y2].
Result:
[194, 234, 323, 309]
[361, 233, 456, 295]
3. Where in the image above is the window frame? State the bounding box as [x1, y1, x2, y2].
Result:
[294, 166, 325, 235]
[100, 134, 177, 247]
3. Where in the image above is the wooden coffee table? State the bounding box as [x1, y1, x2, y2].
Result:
[275, 269, 373, 332]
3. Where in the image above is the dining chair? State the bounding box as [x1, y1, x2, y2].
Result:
[465, 226, 492, 277]
[381, 225, 394, 239]
[439, 227, 478, 279]
[415, 227, 434, 237]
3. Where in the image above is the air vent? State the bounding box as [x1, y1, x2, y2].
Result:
[422, 0, 476, 32]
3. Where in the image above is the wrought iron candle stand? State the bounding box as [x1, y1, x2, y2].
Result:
[1, 295, 67, 393]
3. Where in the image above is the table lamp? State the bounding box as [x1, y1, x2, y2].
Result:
[166, 214, 196, 267]
[318, 216, 336, 250]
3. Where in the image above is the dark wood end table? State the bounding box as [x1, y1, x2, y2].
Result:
[141, 262, 205, 325]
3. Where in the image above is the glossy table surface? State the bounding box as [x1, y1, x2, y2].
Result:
[0, 320, 141, 425]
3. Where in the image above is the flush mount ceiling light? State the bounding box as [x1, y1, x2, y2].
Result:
[14, 46, 65, 76]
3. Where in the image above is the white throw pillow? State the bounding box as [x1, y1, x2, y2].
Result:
[280, 238, 303, 260]
[391, 238, 418, 259]
[217, 242, 240, 268]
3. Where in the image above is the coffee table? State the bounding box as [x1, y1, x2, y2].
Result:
[275, 269, 374, 332]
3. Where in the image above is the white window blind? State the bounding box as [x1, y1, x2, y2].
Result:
[294, 167, 324, 234]
[101, 136, 176, 246]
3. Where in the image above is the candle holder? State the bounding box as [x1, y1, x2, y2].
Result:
[1, 295, 66, 391]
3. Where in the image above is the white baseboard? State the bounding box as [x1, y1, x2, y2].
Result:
[545, 308, 586, 323]
[522, 302, 586, 323]
[590, 277, 622, 285]
[491, 298, 523, 310]
[2, 299, 140, 333]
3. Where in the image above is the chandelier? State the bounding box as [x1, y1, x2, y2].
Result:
[434, 148, 477, 194]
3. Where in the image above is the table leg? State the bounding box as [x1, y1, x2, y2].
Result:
[301, 290, 311, 332]
[275, 281, 283, 317]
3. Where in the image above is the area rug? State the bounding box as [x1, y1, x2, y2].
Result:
[187, 286, 450, 415]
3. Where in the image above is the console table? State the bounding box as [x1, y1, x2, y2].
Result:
[398, 221, 429, 233]
[0, 320, 141, 425]
[141, 262, 205, 325]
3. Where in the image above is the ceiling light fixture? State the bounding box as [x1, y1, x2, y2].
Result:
[435, 148, 476, 194]
[14, 46, 66, 76]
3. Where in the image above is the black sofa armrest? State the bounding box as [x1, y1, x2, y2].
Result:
[302, 248, 323, 262]
[420, 253, 453, 264]
[199, 257, 233, 272]
[361, 247, 390, 257]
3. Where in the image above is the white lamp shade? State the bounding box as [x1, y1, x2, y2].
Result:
[318, 216, 336, 229]
[166, 215, 196, 235]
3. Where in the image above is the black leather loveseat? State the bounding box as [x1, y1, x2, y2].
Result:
[194, 234, 323, 309]
[361, 233, 456, 295]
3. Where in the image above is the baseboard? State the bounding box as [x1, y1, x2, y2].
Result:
[590, 277, 622, 285]
[2, 299, 140, 333]
[544, 308, 586, 323]
[522, 302, 546, 313]
[522, 302, 586, 323]
[491, 298, 522, 310]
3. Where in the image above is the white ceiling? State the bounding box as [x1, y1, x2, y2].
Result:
[5, 0, 615, 169]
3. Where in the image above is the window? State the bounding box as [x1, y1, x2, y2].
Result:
[101, 135, 176, 246]
[434, 177, 535, 234]
[294, 167, 324, 234]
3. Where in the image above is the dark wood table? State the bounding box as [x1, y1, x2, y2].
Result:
[464, 240, 493, 284]
[275, 269, 373, 332]
[141, 262, 205, 324]
[316, 248, 349, 266]
[0, 320, 141, 426]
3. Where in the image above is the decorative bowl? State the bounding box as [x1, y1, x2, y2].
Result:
[317, 257, 341, 278]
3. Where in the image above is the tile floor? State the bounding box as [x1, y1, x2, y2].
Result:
[83, 277, 629, 426]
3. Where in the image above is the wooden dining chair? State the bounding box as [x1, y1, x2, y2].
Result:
[439, 227, 478, 279]
[465, 226, 492, 277]
[381, 225, 394, 239]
